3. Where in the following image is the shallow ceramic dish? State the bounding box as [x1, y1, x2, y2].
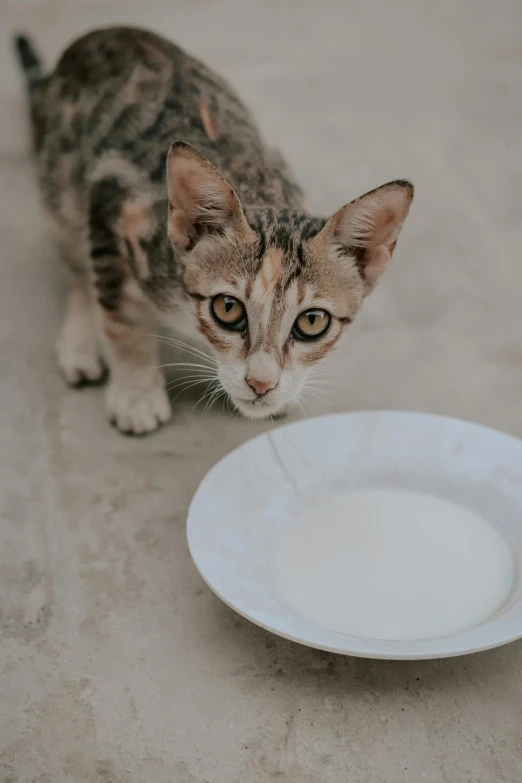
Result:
[187, 411, 522, 659]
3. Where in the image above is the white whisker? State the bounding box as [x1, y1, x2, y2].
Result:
[202, 384, 221, 416]
[164, 369, 218, 384]
[306, 380, 350, 392]
[166, 375, 218, 393]
[152, 334, 217, 365]
[156, 361, 217, 372]
[297, 396, 312, 418]
[311, 367, 353, 378]
[203, 387, 227, 417]
[306, 383, 346, 401]
[302, 387, 346, 410]
[190, 381, 221, 414]
[198, 387, 222, 416]
[169, 378, 215, 404]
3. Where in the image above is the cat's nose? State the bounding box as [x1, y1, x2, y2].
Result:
[246, 377, 278, 396]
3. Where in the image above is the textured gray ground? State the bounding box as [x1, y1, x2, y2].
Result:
[1, 1, 522, 781]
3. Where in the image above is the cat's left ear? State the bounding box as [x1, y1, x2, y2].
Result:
[311, 180, 413, 290]
[166, 141, 254, 251]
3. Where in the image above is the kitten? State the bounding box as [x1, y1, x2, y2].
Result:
[15, 27, 413, 435]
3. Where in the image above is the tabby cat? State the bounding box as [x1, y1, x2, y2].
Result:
[15, 27, 413, 435]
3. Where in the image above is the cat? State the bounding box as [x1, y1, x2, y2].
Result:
[14, 27, 413, 435]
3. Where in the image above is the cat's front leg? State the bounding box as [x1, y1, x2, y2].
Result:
[98, 281, 171, 435]
[56, 271, 106, 387]
[89, 180, 171, 436]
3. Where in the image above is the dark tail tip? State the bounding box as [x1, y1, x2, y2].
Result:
[13, 33, 44, 88]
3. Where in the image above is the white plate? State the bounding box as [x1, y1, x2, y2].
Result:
[187, 412, 522, 659]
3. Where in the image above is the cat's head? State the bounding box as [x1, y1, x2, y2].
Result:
[166, 142, 413, 419]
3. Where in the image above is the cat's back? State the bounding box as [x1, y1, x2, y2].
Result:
[54, 25, 240, 111]
[35, 26, 303, 239]
[55, 26, 182, 85]
[41, 27, 263, 184]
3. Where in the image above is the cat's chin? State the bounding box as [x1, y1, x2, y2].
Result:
[231, 396, 286, 421]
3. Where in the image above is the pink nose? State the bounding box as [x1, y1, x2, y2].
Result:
[246, 377, 278, 396]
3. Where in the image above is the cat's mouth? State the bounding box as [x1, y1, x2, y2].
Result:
[232, 394, 282, 420]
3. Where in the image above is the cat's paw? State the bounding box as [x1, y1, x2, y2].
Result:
[56, 330, 105, 387]
[106, 375, 172, 435]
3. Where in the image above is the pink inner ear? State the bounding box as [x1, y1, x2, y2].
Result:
[167, 147, 237, 227]
[167, 147, 256, 253]
[170, 166, 206, 218]
[363, 246, 390, 287]
[335, 185, 413, 252]
[168, 205, 193, 249]
[372, 205, 400, 246]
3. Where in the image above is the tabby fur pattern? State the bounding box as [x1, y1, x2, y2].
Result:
[15, 27, 413, 434]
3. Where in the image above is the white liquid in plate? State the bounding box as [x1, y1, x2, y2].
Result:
[269, 489, 514, 641]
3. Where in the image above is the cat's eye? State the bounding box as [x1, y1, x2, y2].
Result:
[292, 309, 331, 341]
[210, 294, 247, 331]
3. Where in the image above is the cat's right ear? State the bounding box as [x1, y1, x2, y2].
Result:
[166, 142, 253, 251]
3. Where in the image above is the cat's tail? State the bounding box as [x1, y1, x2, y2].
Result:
[13, 33, 45, 92]
[13, 34, 47, 153]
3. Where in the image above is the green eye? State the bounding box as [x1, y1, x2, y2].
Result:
[292, 309, 331, 341]
[210, 295, 247, 331]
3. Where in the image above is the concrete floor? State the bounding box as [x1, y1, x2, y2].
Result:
[1, 0, 522, 780]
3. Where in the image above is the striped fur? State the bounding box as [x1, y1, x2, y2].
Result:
[15, 26, 413, 433]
